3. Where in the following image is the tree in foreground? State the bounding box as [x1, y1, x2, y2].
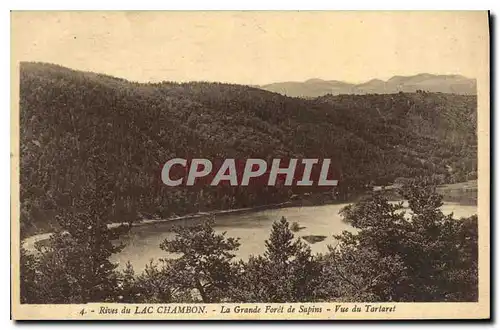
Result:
[232, 217, 323, 302]
[20, 248, 39, 303]
[27, 206, 132, 304]
[118, 260, 192, 303]
[323, 179, 478, 302]
[21, 154, 134, 304]
[159, 217, 240, 303]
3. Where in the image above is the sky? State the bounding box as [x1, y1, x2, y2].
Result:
[12, 11, 489, 85]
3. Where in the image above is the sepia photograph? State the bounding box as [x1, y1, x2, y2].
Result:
[10, 10, 490, 320]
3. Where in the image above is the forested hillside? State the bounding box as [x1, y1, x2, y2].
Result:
[19, 62, 477, 236]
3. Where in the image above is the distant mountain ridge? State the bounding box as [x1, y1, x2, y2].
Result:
[259, 74, 476, 97]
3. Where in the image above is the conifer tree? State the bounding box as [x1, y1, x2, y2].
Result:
[233, 217, 322, 302]
[159, 217, 240, 302]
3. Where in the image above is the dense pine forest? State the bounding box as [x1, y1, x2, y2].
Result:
[18, 62, 478, 304]
[19, 62, 477, 238]
[20, 180, 478, 304]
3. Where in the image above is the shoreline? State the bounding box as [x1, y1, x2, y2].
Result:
[21, 180, 478, 251]
[21, 200, 297, 251]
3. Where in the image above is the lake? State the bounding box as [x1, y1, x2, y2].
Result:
[112, 201, 478, 271]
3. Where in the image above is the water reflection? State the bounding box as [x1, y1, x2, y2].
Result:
[113, 202, 478, 271]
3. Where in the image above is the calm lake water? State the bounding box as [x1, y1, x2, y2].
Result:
[112, 202, 478, 271]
